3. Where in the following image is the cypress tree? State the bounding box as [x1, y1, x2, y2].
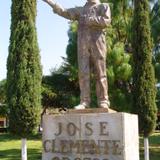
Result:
[132, 0, 157, 137]
[7, 0, 42, 138]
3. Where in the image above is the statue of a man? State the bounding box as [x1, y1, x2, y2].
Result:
[43, 0, 111, 110]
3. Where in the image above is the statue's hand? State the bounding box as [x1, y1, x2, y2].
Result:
[42, 0, 50, 2]
[42, 0, 55, 4]
[42, 0, 56, 8]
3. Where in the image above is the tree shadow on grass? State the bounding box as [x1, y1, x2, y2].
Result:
[0, 133, 41, 142]
[0, 133, 19, 142]
[140, 149, 160, 160]
[0, 148, 41, 160]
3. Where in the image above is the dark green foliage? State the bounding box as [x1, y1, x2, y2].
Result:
[151, 0, 160, 44]
[41, 80, 57, 108]
[151, 1, 160, 112]
[0, 104, 9, 117]
[105, 0, 133, 111]
[0, 80, 7, 104]
[156, 88, 160, 111]
[7, 0, 42, 137]
[107, 42, 133, 111]
[153, 39, 160, 85]
[132, 0, 157, 137]
[41, 23, 80, 109]
[42, 69, 80, 109]
[62, 22, 79, 82]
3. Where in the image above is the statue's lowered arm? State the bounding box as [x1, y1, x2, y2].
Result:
[43, 0, 80, 20]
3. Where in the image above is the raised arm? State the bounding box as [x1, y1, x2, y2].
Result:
[85, 3, 111, 28]
[43, 0, 56, 8]
[43, 0, 80, 20]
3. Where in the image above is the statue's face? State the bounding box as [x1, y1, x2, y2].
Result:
[87, 0, 100, 3]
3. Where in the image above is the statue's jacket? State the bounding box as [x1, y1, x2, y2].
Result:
[52, 2, 111, 57]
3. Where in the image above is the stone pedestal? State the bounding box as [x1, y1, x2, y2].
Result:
[42, 109, 139, 160]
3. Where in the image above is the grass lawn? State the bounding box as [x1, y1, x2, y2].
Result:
[0, 132, 160, 160]
[0, 133, 42, 160]
[140, 132, 160, 160]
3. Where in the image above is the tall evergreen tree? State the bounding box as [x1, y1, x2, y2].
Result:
[7, 0, 41, 159]
[132, 0, 157, 159]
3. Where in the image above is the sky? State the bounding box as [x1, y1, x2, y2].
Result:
[0, 0, 86, 81]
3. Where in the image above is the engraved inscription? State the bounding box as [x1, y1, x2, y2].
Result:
[52, 158, 109, 160]
[43, 120, 123, 160]
[43, 139, 122, 155]
[54, 122, 109, 136]
[85, 122, 93, 136]
[99, 122, 109, 136]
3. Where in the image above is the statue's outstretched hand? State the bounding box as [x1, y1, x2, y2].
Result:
[42, 0, 55, 4]
[43, 0, 51, 2]
[42, 0, 56, 8]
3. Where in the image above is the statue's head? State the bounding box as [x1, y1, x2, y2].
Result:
[87, 0, 100, 3]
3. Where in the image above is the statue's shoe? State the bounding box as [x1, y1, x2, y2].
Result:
[74, 103, 88, 110]
[99, 101, 110, 109]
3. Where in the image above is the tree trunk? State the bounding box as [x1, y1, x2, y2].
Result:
[21, 138, 27, 160]
[144, 137, 149, 160]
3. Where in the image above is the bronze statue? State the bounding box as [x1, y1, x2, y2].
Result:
[43, 0, 111, 110]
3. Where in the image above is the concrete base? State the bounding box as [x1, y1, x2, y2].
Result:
[42, 109, 139, 160]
